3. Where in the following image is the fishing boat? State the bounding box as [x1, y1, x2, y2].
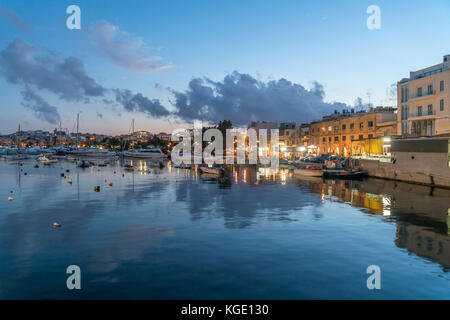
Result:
[36, 155, 58, 164]
[200, 166, 221, 175]
[323, 170, 368, 179]
[294, 165, 323, 177]
[122, 148, 167, 159]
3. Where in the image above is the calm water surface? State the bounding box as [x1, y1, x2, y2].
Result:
[0, 159, 450, 299]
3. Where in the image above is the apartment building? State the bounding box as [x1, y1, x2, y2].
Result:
[279, 122, 296, 147]
[308, 107, 397, 156]
[295, 124, 310, 148]
[398, 55, 450, 137]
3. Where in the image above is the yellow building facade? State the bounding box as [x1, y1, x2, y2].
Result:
[398, 55, 450, 137]
[308, 109, 397, 156]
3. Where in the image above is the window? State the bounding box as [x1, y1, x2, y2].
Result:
[368, 121, 373, 127]
[428, 104, 433, 115]
[328, 137, 331, 142]
[440, 80, 444, 92]
[418, 106, 422, 116]
[440, 99, 444, 111]
[359, 122, 364, 129]
[328, 126, 332, 132]
[342, 124, 346, 130]
[342, 136, 346, 141]
[368, 134, 373, 138]
[428, 85, 433, 94]
[358, 135, 363, 140]
[350, 135, 354, 140]
[334, 125, 339, 131]
[322, 137, 326, 142]
[417, 87, 422, 97]
[334, 136, 339, 142]
[350, 123, 354, 129]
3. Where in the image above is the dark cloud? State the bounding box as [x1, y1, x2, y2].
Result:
[114, 89, 170, 118]
[0, 39, 106, 102]
[20, 86, 61, 125]
[0, 6, 30, 32]
[87, 21, 173, 73]
[170, 71, 349, 125]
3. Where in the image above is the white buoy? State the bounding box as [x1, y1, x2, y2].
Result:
[53, 222, 61, 227]
[8, 196, 13, 202]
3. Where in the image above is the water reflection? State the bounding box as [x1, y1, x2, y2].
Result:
[1, 160, 450, 298]
[295, 177, 450, 269]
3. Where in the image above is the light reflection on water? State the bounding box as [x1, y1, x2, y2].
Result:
[0, 159, 449, 299]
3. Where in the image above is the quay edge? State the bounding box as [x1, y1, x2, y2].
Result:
[356, 137, 450, 189]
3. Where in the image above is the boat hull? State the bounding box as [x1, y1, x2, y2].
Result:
[200, 167, 221, 175]
[294, 168, 323, 177]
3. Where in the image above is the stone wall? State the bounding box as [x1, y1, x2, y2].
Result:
[358, 152, 450, 188]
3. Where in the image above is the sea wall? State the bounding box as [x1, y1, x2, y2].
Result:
[358, 152, 450, 188]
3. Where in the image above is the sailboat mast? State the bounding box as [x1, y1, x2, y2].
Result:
[17, 123, 21, 150]
[76, 113, 79, 149]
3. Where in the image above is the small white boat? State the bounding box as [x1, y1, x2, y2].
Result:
[37, 155, 58, 164]
[123, 148, 167, 159]
[294, 166, 323, 177]
[67, 155, 77, 162]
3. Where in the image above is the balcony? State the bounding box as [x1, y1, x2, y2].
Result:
[408, 90, 436, 101]
[408, 109, 436, 118]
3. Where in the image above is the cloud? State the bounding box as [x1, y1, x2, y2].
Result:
[114, 89, 170, 118]
[0, 39, 106, 102]
[96, 111, 103, 119]
[170, 71, 349, 125]
[0, 6, 30, 32]
[20, 86, 61, 125]
[87, 21, 173, 73]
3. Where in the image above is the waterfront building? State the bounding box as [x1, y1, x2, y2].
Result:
[309, 107, 397, 156]
[279, 122, 296, 147]
[358, 137, 450, 187]
[397, 55, 450, 137]
[295, 124, 310, 152]
[156, 132, 171, 141]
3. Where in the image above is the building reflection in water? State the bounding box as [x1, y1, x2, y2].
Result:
[296, 176, 450, 270]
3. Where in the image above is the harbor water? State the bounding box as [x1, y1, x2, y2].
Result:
[0, 159, 450, 299]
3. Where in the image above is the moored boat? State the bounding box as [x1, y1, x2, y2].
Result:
[323, 170, 368, 179]
[200, 166, 221, 175]
[294, 165, 323, 177]
[36, 155, 58, 164]
[71, 148, 115, 157]
[122, 148, 167, 159]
